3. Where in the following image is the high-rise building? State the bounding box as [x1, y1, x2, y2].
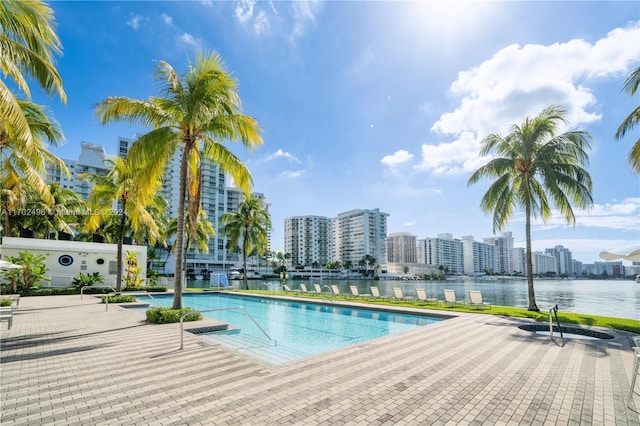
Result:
[284, 216, 333, 268]
[332, 208, 388, 267]
[386, 232, 417, 263]
[461, 235, 499, 275]
[46, 138, 270, 278]
[45, 142, 110, 200]
[528, 251, 557, 275]
[545, 245, 573, 276]
[483, 232, 514, 274]
[417, 233, 464, 275]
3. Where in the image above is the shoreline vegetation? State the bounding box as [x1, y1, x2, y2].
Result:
[184, 288, 640, 334]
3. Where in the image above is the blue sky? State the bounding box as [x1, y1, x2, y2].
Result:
[39, 1, 639, 264]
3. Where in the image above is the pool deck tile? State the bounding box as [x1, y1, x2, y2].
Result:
[1, 294, 639, 425]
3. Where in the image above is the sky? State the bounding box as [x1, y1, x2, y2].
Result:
[33, 1, 640, 265]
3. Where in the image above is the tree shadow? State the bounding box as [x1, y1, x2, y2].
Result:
[0, 343, 113, 363]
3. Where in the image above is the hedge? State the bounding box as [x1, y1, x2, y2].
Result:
[146, 307, 202, 324]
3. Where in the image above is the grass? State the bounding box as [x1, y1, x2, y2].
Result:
[225, 289, 640, 334]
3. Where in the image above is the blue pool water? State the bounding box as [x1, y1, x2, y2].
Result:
[137, 293, 444, 364]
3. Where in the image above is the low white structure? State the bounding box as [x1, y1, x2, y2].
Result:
[0, 237, 147, 288]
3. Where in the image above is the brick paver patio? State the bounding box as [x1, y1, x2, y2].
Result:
[1, 294, 639, 425]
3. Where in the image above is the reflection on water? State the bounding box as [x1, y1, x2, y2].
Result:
[185, 278, 639, 320]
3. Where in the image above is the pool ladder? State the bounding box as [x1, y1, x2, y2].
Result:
[180, 307, 276, 350]
[549, 304, 564, 340]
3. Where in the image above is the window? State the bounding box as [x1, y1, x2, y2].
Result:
[108, 261, 117, 275]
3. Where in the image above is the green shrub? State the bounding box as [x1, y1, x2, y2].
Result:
[0, 299, 12, 306]
[101, 295, 137, 304]
[145, 307, 202, 324]
[122, 286, 167, 293]
[72, 272, 104, 288]
[81, 287, 113, 294]
[21, 287, 78, 296]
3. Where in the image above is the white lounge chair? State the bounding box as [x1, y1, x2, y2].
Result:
[350, 285, 371, 298]
[330, 285, 341, 297]
[443, 289, 462, 307]
[300, 283, 317, 294]
[468, 290, 491, 309]
[370, 286, 384, 299]
[392, 287, 413, 302]
[0, 306, 13, 329]
[416, 288, 438, 304]
[283, 284, 301, 293]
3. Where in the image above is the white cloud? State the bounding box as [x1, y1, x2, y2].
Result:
[510, 197, 640, 232]
[179, 33, 202, 49]
[235, 0, 255, 24]
[381, 150, 413, 167]
[263, 149, 300, 163]
[414, 131, 486, 175]
[161, 13, 173, 25]
[281, 170, 305, 179]
[419, 22, 640, 175]
[253, 10, 270, 36]
[127, 14, 143, 30]
[403, 221, 416, 227]
[290, 1, 319, 41]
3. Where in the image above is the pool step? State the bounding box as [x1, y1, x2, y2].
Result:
[199, 332, 310, 365]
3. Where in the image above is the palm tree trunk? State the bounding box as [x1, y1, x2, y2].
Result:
[173, 145, 191, 310]
[242, 234, 249, 290]
[525, 205, 539, 311]
[116, 211, 125, 293]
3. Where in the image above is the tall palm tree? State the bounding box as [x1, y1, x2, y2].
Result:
[1, 99, 67, 232]
[95, 51, 262, 309]
[81, 156, 162, 292]
[615, 66, 640, 174]
[221, 195, 271, 290]
[0, 0, 66, 149]
[21, 182, 83, 238]
[468, 105, 593, 311]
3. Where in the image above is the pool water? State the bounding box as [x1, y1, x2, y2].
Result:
[138, 293, 444, 364]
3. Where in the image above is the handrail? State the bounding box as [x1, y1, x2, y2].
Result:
[103, 287, 116, 311]
[180, 307, 276, 350]
[549, 304, 563, 339]
[144, 291, 163, 307]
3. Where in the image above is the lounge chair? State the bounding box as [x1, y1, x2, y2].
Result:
[314, 283, 323, 294]
[370, 286, 384, 299]
[350, 285, 371, 298]
[443, 289, 462, 307]
[416, 288, 438, 304]
[0, 306, 13, 329]
[392, 287, 413, 302]
[300, 283, 317, 294]
[330, 285, 341, 297]
[468, 290, 491, 309]
[283, 284, 301, 293]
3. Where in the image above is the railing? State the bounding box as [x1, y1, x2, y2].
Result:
[103, 287, 117, 312]
[180, 307, 276, 350]
[549, 304, 563, 339]
[144, 291, 163, 307]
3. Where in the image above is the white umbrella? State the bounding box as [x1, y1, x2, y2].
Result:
[0, 259, 23, 270]
[598, 249, 640, 262]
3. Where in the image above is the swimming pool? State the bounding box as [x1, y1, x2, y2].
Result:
[137, 293, 445, 364]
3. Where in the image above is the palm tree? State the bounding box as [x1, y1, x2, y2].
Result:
[21, 182, 83, 238]
[1, 100, 67, 232]
[468, 105, 592, 311]
[0, 0, 66, 148]
[221, 195, 271, 290]
[95, 50, 262, 309]
[615, 66, 640, 174]
[166, 207, 215, 278]
[81, 156, 162, 292]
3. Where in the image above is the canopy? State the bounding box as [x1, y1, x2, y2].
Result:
[598, 249, 640, 262]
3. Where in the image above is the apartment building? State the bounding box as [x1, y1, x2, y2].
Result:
[417, 233, 464, 275]
[332, 208, 388, 267]
[284, 215, 333, 268]
[461, 235, 499, 275]
[386, 232, 417, 264]
[483, 232, 514, 274]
